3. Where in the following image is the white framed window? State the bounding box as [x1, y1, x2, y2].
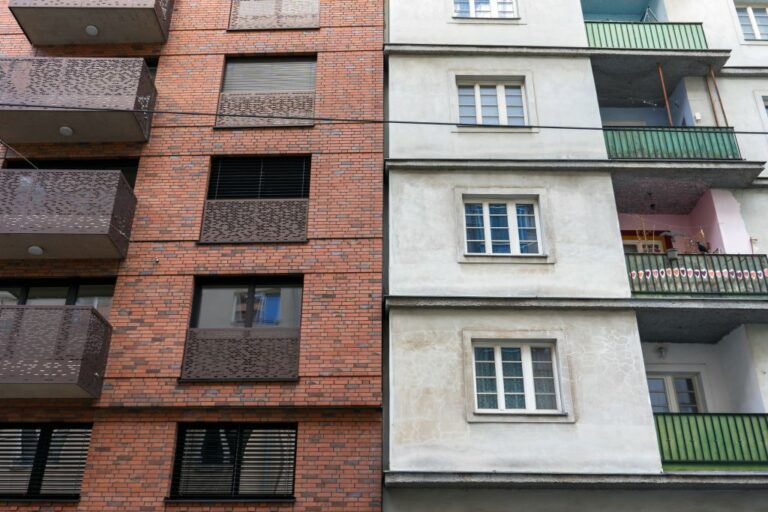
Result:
[458, 83, 526, 126]
[464, 199, 541, 255]
[647, 374, 703, 413]
[736, 5, 768, 40]
[473, 342, 560, 413]
[622, 240, 664, 254]
[454, 0, 518, 18]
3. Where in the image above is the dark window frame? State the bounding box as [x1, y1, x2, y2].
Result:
[190, 276, 302, 329]
[0, 423, 92, 501]
[168, 423, 298, 502]
[0, 279, 116, 306]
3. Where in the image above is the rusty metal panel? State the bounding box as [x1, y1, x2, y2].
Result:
[229, 0, 319, 30]
[0, 306, 112, 398]
[199, 198, 308, 243]
[180, 328, 299, 381]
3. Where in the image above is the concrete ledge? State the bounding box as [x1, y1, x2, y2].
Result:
[384, 471, 768, 490]
[385, 296, 768, 310]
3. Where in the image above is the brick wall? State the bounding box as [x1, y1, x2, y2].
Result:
[0, 0, 383, 508]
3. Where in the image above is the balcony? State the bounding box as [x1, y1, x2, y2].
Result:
[199, 198, 308, 244]
[9, 0, 174, 45]
[180, 328, 299, 381]
[0, 306, 111, 398]
[0, 57, 156, 144]
[604, 127, 742, 160]
[0, 170, 136, 259]
[586, 22, 708, 50]
[655, 414, 768, 469]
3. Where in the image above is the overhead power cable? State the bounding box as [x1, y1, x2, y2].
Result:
[2, 102, 768, 136]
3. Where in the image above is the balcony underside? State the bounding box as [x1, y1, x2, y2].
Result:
[0, 233, 127, 259]
[9, 1, 173, 45]
[591, 51, 729, 107]
[0, 110, 150, 144]
[636, 302, 768, 343]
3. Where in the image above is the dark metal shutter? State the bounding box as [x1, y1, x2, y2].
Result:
[207, 156, 310, 200]
[0, 425, 91, 498]
[171, 424, 297, 498]
[222, 58, 316, 93]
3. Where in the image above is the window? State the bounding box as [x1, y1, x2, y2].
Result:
[464, 199, 541, 255]
[208, 157, 310, 200]
[0, 424, 91, 499]
[473, 342, 559, 412]
[454, 0, 518, 18]
[458, 83, 526, 126]
[647, 374, 702, 413]
[170, 424, 297, 500]
[0, 281, 115, 319]
[192, 278, 302, 329]
[737, 5, 768, 40]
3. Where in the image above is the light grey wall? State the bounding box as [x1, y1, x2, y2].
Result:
[388, 170, 630, 298]
[389, 308, 662, 474]
[384, 488, 768, 512]
[387, 55, 607, 160]
[388, 0, 588, 46]
[732, 188, 768, 255]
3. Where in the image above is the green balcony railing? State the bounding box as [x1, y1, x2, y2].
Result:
[585, 21, 708, 50]
[604, 127, 742, 160]
[655, 414, 768, 466]
[626, 253, 768, 296]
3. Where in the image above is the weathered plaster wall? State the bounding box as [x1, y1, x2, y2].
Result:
[730, 188, 768, 255]
[389, 170, 630, 298]
[389, 308, 661, 474]
[387, 55, 606, 160]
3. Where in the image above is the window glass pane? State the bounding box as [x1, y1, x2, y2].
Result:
[738, 7, 756, 38]
[40, 428, 91, 496]
[674, 378, 699, 413]
[505, 86, 525, 125]
[453, 0, 470, 17]
[474, 0, 492, 17]
[501, 347, 525, 409]
[75, 284, 115, 320]
[26, 287, 68, 306]
[489, 203, 511, 254]
[0, 288, 22, 306]
[479, 86, 499, 125]
[176, 427, 238, 495]
[237, 427, 296, 496]
[458, 86, 477, 124]
[516, 204, 539, 254]
[196, 285, 250, 328]
[252, 287, 302, 328]
[0, 428, 39, 495]
[647, 377, 670, 413]
[497, 0, 517, 17]
[465, 203, 485, 253]
[531, 347, 557, 410]
[474, 347, 498, 409]
[754, 8, 768, 38]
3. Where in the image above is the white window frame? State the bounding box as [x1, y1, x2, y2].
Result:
[454, 0, 519, 18]
[463, 199, 542, 256]
[647, 373, 705, 413]
[472, 341, 561, 414]
[737, 5, 768, 40]
[458, 83, 528, 126]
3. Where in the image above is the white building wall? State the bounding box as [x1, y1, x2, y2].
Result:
[388, 169, 629, 298]
[389, 308, 662, 474]
[387, 55, 606, 160]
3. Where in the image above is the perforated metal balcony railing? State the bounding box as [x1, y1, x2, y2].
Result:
[604, 127, 742, 160]
[199, 198, 308, 243]
[586, 21, 709, 50]
[626, 253, 768, 296]
[0, 306, 112, 399]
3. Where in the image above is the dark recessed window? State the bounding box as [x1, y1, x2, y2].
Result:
[144, 57, 159, 80]
[170, 424, 297, 500]
[207, 156, 310, 200]
[3, 159, 139, 188]
[0, 424, 92, 500]
[191, 278, 302, 329]
[0, 280, 116, 320]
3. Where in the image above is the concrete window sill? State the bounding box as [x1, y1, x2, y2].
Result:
[459, 254, 554, 265]
[453, 125, 540, 134]
[468, 410, 574, 424]
[451, 16, 525, 25]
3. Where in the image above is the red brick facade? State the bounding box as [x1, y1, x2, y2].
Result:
[0, 0, 383, 508]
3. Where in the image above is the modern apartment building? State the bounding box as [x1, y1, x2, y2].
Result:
[385, 0, 768, 510]
[0, 0, 383, 510]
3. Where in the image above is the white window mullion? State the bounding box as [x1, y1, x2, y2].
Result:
[521, 346, 536, 412]
[664, 376, 680, 413]
[748, 7, 762, 39]
[509, 201, 521, 256]
[468, 0, 476, 16]
[474, 84, 483, 124]
[494, 346, 506, 411]
[532, 201, 543, 254]
[496, 85, 508, 126]
[490, 0, 499, 17]
[482, 203, 493, 255]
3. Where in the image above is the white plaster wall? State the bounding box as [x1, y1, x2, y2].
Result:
[387, 0, 588, 47]
[665, 0, 768, 68]
[387, 55, 606, 160]
[388, 170, 630, 298]
[744, 324, 768, 409]
[731, 188, 768, 255]
[384, 488, 768, 512]
[389, 308, 662, 474]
